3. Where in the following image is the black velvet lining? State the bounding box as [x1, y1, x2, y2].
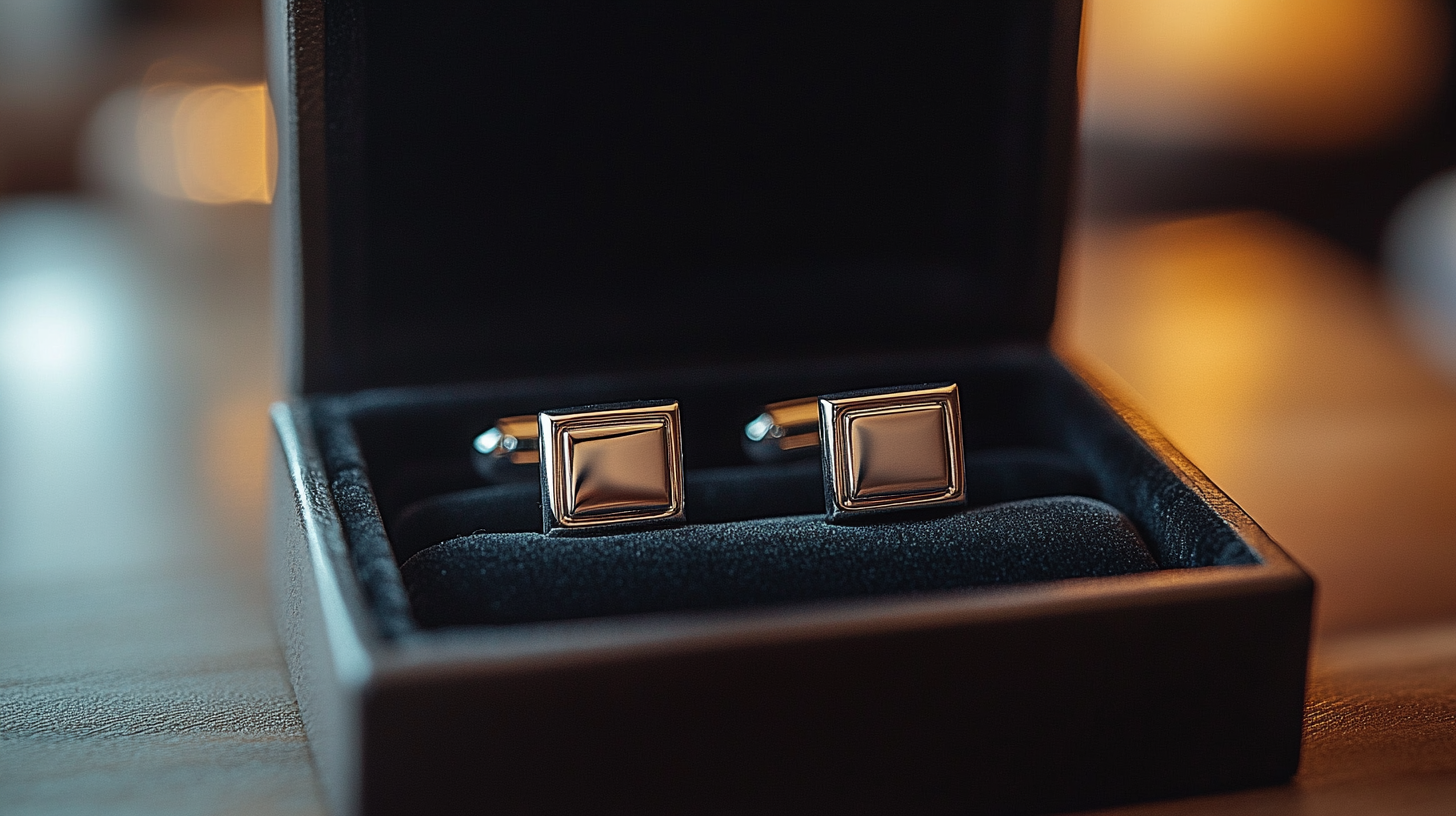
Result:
[388, 450, 1099, 564]
[310, 346, 1259, 635]
[402, 497, 1155, 626]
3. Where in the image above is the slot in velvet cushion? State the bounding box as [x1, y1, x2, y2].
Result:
[401, 496, 1156, 627]
[388, 447, 1101, 563]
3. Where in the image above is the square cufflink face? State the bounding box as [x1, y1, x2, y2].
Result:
[819, 383, 965, 523]
[538, 400, 686, 535]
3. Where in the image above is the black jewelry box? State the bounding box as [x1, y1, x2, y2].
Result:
[265, 2, 1313, 814]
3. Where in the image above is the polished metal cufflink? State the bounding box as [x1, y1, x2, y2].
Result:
[745, 383, 967, 522]
[817, 383, 965, 523]
[538, 400, 686, 535]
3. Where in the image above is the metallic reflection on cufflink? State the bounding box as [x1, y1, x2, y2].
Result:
[539, 400, 686, 535]
[819, 383, 965, 523]
[471, 415, 540, 482]
[743, 397, 821, 463]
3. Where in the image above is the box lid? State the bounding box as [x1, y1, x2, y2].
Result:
[269, 1, 1082, 393]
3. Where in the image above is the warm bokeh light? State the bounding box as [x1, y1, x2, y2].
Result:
[200, 391, 274, 534]
[137, 82, 276, 205]
[1059, 214, 1303, 444]
[1082, 0, 1451, 150]
[1059, 212, 1456, 632]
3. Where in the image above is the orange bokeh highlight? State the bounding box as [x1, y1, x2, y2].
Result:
[137, 82, 276, 204]
[1082, 0, 1451, 150]
[1058, 213, 1456, 632]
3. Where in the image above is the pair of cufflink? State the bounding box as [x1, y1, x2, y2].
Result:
[473, 383, 965, 535]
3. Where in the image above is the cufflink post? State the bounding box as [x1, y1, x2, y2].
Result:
[743, 397, 821, 463]
[472, 415, 541, 482]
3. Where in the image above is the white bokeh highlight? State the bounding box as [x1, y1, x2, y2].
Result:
[1386, 169, 1456, 377]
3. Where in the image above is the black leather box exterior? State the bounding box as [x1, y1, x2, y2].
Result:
[265, 2, 1313, 814]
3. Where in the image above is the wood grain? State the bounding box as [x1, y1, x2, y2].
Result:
[0, 568, 323, 815]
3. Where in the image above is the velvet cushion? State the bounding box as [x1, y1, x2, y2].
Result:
[402, 496, 1155, 626]
[387, 449, 1100, 564]
[311, 347, 1259, 633]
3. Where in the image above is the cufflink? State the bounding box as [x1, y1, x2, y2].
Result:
[472, 415, 540, 482]
[818, 383, 965, 523]
[538, 400, 687, 535]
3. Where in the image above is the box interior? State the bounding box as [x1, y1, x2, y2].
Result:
[311, 347, 1260, 634]
[301, 1, 1075, 392]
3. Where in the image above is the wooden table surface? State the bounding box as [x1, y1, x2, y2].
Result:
[2, 202, 1454, 813]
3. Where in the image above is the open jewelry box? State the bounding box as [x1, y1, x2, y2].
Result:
[265, 2, 1314, 814]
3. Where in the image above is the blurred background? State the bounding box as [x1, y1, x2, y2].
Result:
[1062, 0, 1456, 634]
[0, 0, 1455, 810]
[0, 0, 273, 580]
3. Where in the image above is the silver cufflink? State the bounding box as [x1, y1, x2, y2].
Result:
[821, 381, 966, 521]
[819, 383, 965, 523]
[538, 400, 686, 535]
[745, 384, 965, 523]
